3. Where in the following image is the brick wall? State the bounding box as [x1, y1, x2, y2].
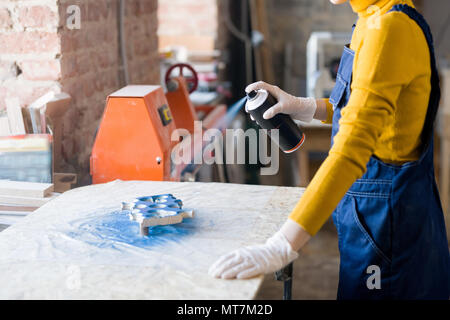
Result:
[0, 0, 60, 108]
[158, 0, 218, 51]
[0, 0, 160, 185]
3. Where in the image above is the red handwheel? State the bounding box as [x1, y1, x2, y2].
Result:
[165, 63, 199, 93]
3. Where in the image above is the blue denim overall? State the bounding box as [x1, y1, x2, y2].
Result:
[329, 4, 450, 299]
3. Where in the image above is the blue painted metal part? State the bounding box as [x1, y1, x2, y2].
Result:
[121, 194, 194, 236]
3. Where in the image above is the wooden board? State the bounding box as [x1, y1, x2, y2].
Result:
[53, 173, 77, 193]
[0, 205, 37, 212]
[0, 204, 34, 225]
[46, 93, 71, 171]
[249, 0, 275, 83]
[0, 117, 11, 136]
[0, 180, 53, 198]
[6, 98, 26, 135]
[46, 93, 71, 118]
[0, 214, 26, 225]
[0, 211, 30, 216]
[0, 181, 305, 299]
[29, 107, 42, 133]
[20, 108, 33, 133]
[27, 91, 55, 134]
[0, 192, 58, 207]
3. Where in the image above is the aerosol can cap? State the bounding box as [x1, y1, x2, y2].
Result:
[245, 89, 268, 112]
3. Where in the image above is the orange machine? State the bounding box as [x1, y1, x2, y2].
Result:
[165, 77, 198, 134]
[91, 64, 227, 184]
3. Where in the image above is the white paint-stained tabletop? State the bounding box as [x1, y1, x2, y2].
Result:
[0, 180, 304, 299]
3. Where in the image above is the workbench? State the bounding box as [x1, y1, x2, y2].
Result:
[297, 120, 332, 187]
[0, 180, 304, 299]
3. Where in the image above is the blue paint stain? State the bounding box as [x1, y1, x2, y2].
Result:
[63, 98, 249, 251]
[67, 210, 195, 249]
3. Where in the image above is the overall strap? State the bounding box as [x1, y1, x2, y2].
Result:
[389, 4, 441, 151]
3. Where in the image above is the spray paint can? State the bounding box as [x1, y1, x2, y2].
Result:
[245, 89, 305, 153]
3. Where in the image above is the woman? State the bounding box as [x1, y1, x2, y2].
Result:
[209, 0, 450, 299]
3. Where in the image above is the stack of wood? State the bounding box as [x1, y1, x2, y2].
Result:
[1, 92, 71, 174]
[0, 92, 77, 229]
[0, 92, 70, 136]
[0, 180, 59, 226]
[0, 91, 74, 186]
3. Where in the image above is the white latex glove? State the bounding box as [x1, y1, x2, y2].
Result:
[245, 81, 317, 122]
[208, 231, 299, 279]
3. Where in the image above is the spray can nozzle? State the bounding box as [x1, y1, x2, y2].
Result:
[247, 90, 257, 100]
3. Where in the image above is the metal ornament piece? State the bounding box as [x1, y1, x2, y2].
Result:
[121, 194, 194, 236]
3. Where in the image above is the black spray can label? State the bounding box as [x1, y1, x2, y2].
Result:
[245, 89, 305, 153]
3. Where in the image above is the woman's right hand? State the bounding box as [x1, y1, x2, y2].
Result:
[245, 81, 318, 122]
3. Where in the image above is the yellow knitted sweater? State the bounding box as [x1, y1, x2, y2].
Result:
[289, 0, 431, 235]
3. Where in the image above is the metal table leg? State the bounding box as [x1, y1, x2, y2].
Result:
[275, 262, 293, 300]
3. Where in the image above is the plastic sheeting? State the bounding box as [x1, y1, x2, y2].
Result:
[0, 180, 304, 299]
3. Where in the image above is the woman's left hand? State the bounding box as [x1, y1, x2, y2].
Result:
[208, 231, 299, 279]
